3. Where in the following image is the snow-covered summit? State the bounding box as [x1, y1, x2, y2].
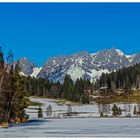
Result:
[115, 48, 125, 56]
[18, 48, 140, 83]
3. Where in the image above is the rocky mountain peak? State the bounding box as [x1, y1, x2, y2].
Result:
[18, 48, 140, 83]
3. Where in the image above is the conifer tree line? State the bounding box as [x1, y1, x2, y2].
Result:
[0, 47, 29, 125]
[94, 63, 140, 93]
[25, 75, 92, 104]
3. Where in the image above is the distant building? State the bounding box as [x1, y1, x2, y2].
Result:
[116, 88, 124, 96]
[98, 87, 108, 95]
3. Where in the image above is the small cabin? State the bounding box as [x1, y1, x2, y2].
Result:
[99, 87, 108, 90]
[98, 87, 108, 95]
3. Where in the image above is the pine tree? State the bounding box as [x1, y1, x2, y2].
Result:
[0, 46, 4, 71]
[81, 94, 89, 104]
[62, 75, 73, 100]
[112, 104, 118, 116]
[73, 78, 81, 101]
[118, 107, 122, 115]
[73, 78, 87, 103]
[67, 104, 72, 116]
[46, 104, 52, 116]
[112, 104, 122, 116]
[10, 63, 30, 120]
[38, 105, 43, 118]
[133, 105, 137, 115]
[0, 48, 14, 124]
[0, 49, 29, 125]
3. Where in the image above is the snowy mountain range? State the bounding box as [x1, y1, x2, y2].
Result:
[18, 48, 140, 83]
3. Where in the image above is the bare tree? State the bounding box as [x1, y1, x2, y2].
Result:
[137, 103, 140, 115]
[127, 104, 131, 117]
[98, 104, 104, 117]
[46, 104, 52, 116]
[123, 103, 128, 117]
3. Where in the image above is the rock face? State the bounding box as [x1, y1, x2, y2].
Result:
[18, 57, 36, 75]
[17, 57, 41, 78]
[18, 48, 140, 83]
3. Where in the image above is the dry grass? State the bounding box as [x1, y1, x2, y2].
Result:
[30, 96, 79, 105]
[108, 90, 140, 103]
[29, 100, 43, 106]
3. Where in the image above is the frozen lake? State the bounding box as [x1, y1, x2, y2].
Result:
[1, 118, 140, 137]
[1, 97, 140, 137]
[27, 98, 137, 118]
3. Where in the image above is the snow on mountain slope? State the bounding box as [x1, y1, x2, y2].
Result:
[125, 54, 136, 62]
[18, 57, 36, 75]
[19, 71, 27, 77]
[17, 58, 41, 78]
[115, 49, 124, 56]
[88, 69, 109, 81]
[30, 67, 42, 78]
[18, 48, 140, 83]
[67, 64, 85, 81]
[36, 48, 140, 83]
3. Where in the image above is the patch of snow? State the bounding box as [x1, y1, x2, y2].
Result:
[19, 72, 27, 77]
[115, 49, 124, 56]
[88, 69, 109, 80]
[125, 54, 136, 62]
[78, 59, 83, 65]
[125, 55, 132, 58]
[67, 64, 85, 81]
[30, 67, 42, 78]
[53, 60, 56, 63]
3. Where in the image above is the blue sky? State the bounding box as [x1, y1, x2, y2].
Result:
[0, 3, 140, 66]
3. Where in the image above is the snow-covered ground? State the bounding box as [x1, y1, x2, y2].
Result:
[1, 118, 140, 137]
[26, 98, 100, 118]
[26, 98, 138, 118]
[1, 97, 140, 137]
